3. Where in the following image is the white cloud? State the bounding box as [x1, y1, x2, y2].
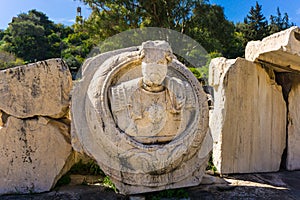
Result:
[67, 19, 76, 23]
[50, 18, 75, 25]
[297, 8, 300, 15]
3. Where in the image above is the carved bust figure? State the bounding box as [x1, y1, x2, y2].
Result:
[71, 40, 211, 194]
[109, 41, 195, 144]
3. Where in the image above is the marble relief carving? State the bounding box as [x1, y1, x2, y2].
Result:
[71, 40, 212, 194]
[109, 41, 195, 144]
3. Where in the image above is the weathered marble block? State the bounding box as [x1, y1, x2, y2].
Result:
[209, 57, 286, 174]
[0, 116, 73, 195]
[72, 41, 212, 194]
[245, 26, 300, 171]
[246, 26, 300, 72]
[287, 82, 300, 170]
[0, 59, 72, 118]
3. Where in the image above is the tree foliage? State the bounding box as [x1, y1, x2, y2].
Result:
[0, 1, 295, 76]
[244, 1, 268, 41]
[79, 0, 244, 60]
[1, 10, 57, 62]
[236, 1, 294, 51]
[76, 0, 207, 50]
[187, 2, 243, 58]
[0, 50, 24, 69]
[80, 0, 200, 31]
[0, 9, 93, 74]
[61, 31, 93, 74]
[269, 7, 294, 35]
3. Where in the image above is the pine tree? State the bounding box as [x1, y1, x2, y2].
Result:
[244, 1, 268, 41]
[269, 8, 294, 34]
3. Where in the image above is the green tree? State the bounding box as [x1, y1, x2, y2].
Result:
[0, 30, 4, 41]
[242, 1, 268, 42]
[235, 4, 295, 57]
[187, 2, 242, 58]
[0, 10, 91, 72]
[0, 50, 24, 69]
[269, 7, 294, 34]
[138, 0, 199, 32]
[61, 30, 93, 77]
[7, 20, 48, 61]
[0, 10, 72, 63]
[77, 0, 245, 78]
[79, 0, 203, 43]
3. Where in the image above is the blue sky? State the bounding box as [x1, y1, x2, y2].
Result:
[0, 0, 91, 29]
[211, 0, 300, 25]
[0, 0, 299, 30]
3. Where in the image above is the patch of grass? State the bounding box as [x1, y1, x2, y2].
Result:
[55, 159, 104, 187]
[206, 153, 217, 173]
[103, 176, 117, 192]
[55, 159, 119, 193]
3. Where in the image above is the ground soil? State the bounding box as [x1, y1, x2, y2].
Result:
[1, 170, 299, 200]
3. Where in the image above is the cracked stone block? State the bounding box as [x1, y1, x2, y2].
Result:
[0, 59, 72, 119]
[0, 116, 73, 195]
[209, 57, 286, 174]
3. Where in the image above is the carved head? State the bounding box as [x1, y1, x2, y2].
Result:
[141, 41, 173, 86]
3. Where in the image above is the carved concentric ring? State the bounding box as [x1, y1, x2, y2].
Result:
[72, 43, 211, 193]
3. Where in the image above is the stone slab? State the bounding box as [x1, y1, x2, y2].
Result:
[245, 26, 300, 72]
[209, 57, 286, 174]
[0, 59, 72, 118]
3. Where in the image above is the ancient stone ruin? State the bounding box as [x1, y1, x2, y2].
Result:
[0, 59, 74, 194]
[209, 26, 300, 173]
[0, 27, 300, 196]
[71, 41, 212, 194]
